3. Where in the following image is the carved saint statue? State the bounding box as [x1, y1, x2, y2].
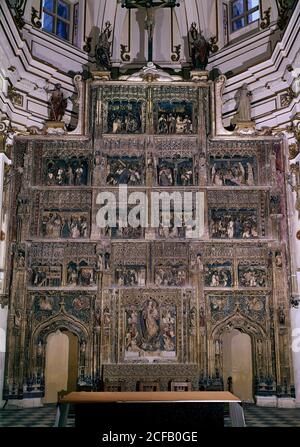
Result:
[95, 21, 112, 70]
[49, 83, 67, 122]
[235, 84, 252, 122]
[189, 23, 210, 70]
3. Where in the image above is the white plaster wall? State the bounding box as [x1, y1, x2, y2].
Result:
[0, 307, 8, 407]
[291, 299, 300, 407]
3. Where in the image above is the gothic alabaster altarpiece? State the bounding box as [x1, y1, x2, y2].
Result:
[3, 65, 294, 402]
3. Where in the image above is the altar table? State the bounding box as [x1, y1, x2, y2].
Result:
[55, 391, 246, 428]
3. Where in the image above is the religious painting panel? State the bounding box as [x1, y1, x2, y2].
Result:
[106, 156, 145, 185]
[124, 299, 177, 360]
[210, 155, 257, 186]
[154, 101, 195, 135]
[32, 293, 92, 325]
[65, 295, 91, 323]
[157, 157, 194, 186]
[204, 262, 233, 287]
[34, 295, 58, 320]
[107, 100, 143, 134]
[209, 208, 259, 239]
[208, 293, 267, 325]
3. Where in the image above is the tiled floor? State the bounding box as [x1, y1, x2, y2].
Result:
[242, 404, 300, 427]
[0, 403, 300, 427]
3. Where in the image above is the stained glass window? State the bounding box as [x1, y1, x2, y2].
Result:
[42, 0, 71, 41]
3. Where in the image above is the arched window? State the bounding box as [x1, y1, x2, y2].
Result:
[230, 0, 260, 32]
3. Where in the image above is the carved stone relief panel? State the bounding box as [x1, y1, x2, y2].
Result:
[28, 243, 98, 288]
[91, 84, 209, 138]
[115, 265, 146, 287]
[154, 262, 188, 287]
[208, 190, 266, 239]
[151, 84, 209, 137]
[43, 156, 89, 186]
[238, 263, 268, 288]
[156, 156, 195, 186]
[155, 101, 194, 135]
[105, 156, 145, 186]
[31, 190, 92, 239]
[208, 140, 271, 185]
[204, 262, 233, 287]
[102, 363, 199, 392]
[112, 242, 148, 265]
[31, 139, 91, 186]
[91, 189, 147, 240]
[209, 154, 257, 186]
[93, 84, 148, 136]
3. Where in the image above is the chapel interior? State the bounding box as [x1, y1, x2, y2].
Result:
[0, 0, 300, 418]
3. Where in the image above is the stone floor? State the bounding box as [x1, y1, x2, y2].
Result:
[0, 403, 300, 427]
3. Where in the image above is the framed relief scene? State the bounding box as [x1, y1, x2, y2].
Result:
[154, 101, 195, 135]
[107, 100, 143, 134]
[210, 155, 257, 186]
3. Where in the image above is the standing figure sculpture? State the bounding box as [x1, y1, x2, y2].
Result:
[95, 21, 112, 70]
[49, 83, 67, 122]
[235, 84, 252, 122]
[189, 23, 210, 70]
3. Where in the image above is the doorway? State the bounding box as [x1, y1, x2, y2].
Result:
[221, 329, 253, 402]
[44, 329, 78, 403]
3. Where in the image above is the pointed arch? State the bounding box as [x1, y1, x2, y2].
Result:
[32, 312, 90, 344]
[212, 313, 267, 340]
[26, 312, 92, 392]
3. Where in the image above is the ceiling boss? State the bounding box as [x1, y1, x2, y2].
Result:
[121, 0, 181, 62]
